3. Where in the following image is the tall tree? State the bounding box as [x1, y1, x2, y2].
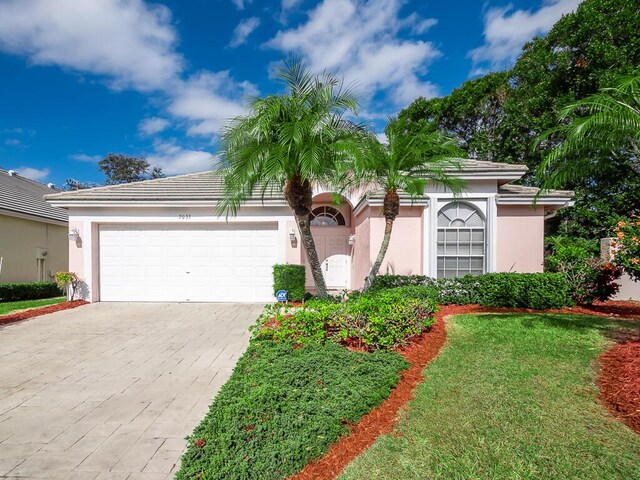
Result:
[399, 0, 640, 238]
[354, 118, 465, 291]
[217, 57, 364, 298]
[537, 73, 640, 189]
[99, 154, 164, 185]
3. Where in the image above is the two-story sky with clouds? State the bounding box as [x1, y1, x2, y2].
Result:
[0, 0, 582, 186]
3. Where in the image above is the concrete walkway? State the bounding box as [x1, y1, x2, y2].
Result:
[0, 302, 261, 480]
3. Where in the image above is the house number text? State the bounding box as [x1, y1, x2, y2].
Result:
[178, 214, 192, 220]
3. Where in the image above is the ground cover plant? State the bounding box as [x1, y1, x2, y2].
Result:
[175, 340, 407, 480]
[0, 296, 65, 316]
[340, 313, 640, 480]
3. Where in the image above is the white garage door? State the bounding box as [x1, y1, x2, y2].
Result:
[99, 224, 278, 302]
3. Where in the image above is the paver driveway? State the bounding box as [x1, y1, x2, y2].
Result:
[0, 302, 261, 480]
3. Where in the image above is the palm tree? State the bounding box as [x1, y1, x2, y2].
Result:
[217, 57, 364, 298]
[353, 118, 465, 291]
[537, 73, 640, 189]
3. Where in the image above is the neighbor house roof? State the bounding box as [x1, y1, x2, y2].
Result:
[0, 168, 68, 224]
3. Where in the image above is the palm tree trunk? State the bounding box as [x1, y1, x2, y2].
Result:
[284, 175, 328, 298]
[363, 190, 399, 292]
[363, 218, 394, 291]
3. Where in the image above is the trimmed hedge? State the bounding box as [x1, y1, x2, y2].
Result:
[175, 340, 407, 480]
[273, 264, 306, 302]
[255, 289, 438, 350]
[370, 273, 572, 310]
[0, 282, 63, 302]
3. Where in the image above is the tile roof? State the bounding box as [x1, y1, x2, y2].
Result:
[45, 171, 284, 203]
[0, 169, 68, 223]
[497, 183, 574, 198]
[45, 159, 531, 204]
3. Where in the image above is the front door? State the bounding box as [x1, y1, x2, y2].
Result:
[321, 254, 350, 290]
[305, 234, 351, 290]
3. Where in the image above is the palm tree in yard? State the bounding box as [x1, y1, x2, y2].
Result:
[537, 73, 640, 189]
[217, 57, 365, 298]
[356, 118, 465, 291]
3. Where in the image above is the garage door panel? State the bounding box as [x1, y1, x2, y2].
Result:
[99, 224, 278, 302]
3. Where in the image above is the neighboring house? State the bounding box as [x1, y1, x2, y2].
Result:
[45, 159, 574, 303]
[0, 169, 68, 283]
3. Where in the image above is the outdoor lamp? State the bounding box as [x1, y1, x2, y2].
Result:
[289, 229, 296, 242]
[68, 228, 80, 242]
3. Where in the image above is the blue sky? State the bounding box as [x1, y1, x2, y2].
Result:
[0, 0, 581, 186]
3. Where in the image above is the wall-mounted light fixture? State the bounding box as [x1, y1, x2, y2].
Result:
[348, 234, 356, 245]
[68, 228, 80, 242]
[289, 229, 298, 247]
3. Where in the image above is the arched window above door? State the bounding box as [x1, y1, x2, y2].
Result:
[310, 206, 346, 226]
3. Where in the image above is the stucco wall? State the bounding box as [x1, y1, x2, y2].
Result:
[352, 208, 371, 290]
[367, 206, 424, 278]
[0, 214, 68, 283]
[496, 205, 545, 273]
[614, 274, 640, 301]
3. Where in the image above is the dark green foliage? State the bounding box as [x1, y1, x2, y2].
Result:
[175, 340, 407, 480]
[0, 282, 63, 302]
[370, 273, 571, 310]
[545, 236, 621, 304]
[399, 0, 640, 238]
[255, 289, 437, 350]
[272, 264, 306, 302]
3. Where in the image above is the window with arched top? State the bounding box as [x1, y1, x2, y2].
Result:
[310, 206, 346, 226]
[437, 202, 485, 278]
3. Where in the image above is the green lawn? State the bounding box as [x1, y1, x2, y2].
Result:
[0, 297, 66, 316]
[340, 313, 640, 480]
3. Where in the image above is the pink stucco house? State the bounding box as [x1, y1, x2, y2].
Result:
[45, 159, 573, 303]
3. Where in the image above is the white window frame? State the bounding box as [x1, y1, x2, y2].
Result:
[436, 202, 486, 278]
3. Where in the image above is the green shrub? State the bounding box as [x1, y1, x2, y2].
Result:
[545, 236, 621, 304]
[255, 289, 437, 350]
[370, 272, 572, 309]
[0, 282, 63, 302]
[334, 289, 437, 350]
[175, 340, 407, 480]
[272, 264, 306, 302]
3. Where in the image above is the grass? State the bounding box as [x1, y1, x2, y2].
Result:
[175, 339, 408, 480]
[0, 296, 66, 316]
[340, 313, 640, 480]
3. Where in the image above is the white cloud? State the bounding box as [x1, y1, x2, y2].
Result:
[469, 0, 582, 74]
[4, 138, 21, 146]
[169, 71, 257, 136]
[138, 117, 171, 136]
[280, 0, 303, 23]
[15, 166, 49, 181]
[229, 17, 260, 48]
[231, 0, 248, 9]
[0, 0, 258, 152]
[266, 0, 441, 107]
[0, 0, 183, 92]
[147, 140, 218, 175]
[69, 153, 102, 163]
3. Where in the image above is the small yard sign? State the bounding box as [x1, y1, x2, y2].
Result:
[276, 290, 288, 302]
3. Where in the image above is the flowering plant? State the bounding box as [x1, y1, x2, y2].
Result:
[612, 216, 640, 281]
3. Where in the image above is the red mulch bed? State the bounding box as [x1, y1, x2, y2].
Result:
[288, 300, 640, 480]
[0, 300, 88, 326]
[598, 339, 640, 434]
